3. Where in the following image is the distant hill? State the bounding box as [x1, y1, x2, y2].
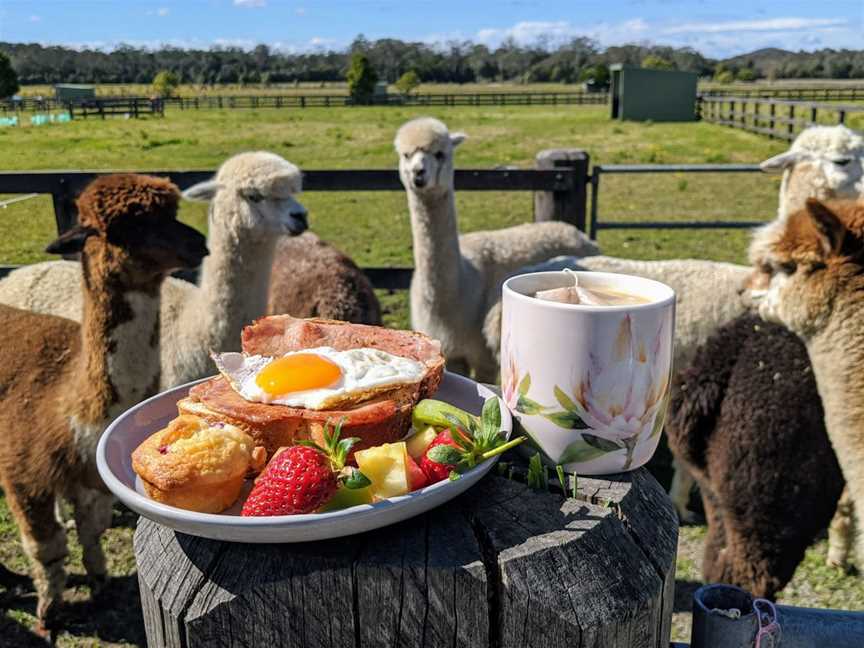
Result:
[718, 48, 863, 79]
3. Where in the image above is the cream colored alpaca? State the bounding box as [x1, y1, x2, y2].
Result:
[0, 175, 207, 633]
[0, 152, 308, 388]
[395, 117, 599, 381]
[760, 125, 864, 219]
[752, 198, 864, 569]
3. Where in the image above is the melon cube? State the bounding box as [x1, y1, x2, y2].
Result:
[405, 426, 439, 459]
[318, 486, 374, 512]
[354, 442, 410, 499]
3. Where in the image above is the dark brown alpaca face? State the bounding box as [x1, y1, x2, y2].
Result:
[749, 198, 864, 338]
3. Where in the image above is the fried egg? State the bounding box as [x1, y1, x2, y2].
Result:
[212, 346, 425, 410]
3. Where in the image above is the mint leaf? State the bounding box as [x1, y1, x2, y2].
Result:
[427, 444, 463, 465]
[582, 433, 622, 453]
[481, 397, 501, 443]
[448, 470, 461, 481]
[343, 469, 372, 490]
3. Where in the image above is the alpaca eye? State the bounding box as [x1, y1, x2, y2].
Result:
[403, 153, 410, 160]
[833, 158, 851, 166]
[777, 261, 797, 275]
[245, 190, 264, 203]
[435, 151, 445, 161]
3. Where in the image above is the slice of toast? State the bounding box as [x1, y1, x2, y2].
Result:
[180, 316, 445, 460]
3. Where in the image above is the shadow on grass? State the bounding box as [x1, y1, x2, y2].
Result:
[1, 572, 145, 647]
[674, 578, 702, 614]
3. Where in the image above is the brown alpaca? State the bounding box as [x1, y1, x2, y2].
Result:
[268, 232, 382, 324]
[0, 175, 207, 633]
[666, 314, 844, 599]
[751, 197, 864, 569]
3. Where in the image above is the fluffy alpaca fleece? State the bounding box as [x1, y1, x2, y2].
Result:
[0, 151, 309, 388]
[751, 198, 864, 568]
[395, 117, 599, 381]
[0, 175, 206, 632]
[761, 125, 864, 219]
[666, 313, 843, 598]
[268, 231, 382, 324]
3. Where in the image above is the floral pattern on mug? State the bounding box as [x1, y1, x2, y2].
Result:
[505, 314, 671, 470]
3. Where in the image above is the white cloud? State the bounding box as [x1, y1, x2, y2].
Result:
[663, 17, 848, 34]
[157, 7, 170, 17]
[295, 7, 306, 16]
[29, 14, 41, 22]
[233, 0, 266, 7]
[471, 16, 861, 57]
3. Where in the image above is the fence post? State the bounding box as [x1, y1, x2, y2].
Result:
[788, 105, 796, 139]
[839, 110, 847, 125]
[533, 149, 589, 232]
[51, 178, 77, 236]
[769, 102, 776, 137]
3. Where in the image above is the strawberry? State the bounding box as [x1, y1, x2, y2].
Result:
[242, 446, 336, 516]
[405, 453, 429, 491]
[241, 420, 370, 517]
[418, 397, 527, 484]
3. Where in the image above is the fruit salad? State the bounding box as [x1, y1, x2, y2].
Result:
[241, 397, 524, 516]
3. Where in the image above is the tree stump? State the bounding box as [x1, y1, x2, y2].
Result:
[135, 467, 677, 648]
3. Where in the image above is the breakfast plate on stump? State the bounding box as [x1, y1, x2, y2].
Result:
[97, 371, 511, 543]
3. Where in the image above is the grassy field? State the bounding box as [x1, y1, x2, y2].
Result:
[1, 104, 861, 644]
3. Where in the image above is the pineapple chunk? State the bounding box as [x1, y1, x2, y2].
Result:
[354, 442, 410, 498]
[405, 426, 439, 459]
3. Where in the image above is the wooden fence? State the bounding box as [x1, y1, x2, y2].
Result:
[701, 86, 864, 102]
[1, 91, 607, 114]
[0, 161, 587, 289]
[698, 96, 864, 140]
[0, 96, 164, 118]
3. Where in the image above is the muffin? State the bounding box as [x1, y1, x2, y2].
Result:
[132, 415, 266, 513]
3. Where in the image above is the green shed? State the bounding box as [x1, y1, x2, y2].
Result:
[610, 65, 697, 122]
[54, 84, 96, 102]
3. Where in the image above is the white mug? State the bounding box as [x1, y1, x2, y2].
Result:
[501, 271, 675, 474]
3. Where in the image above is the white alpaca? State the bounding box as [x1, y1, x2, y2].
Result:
[395, 117, 599, 382]
[0, 152, 308, 388]
[760, 124, 864, 219]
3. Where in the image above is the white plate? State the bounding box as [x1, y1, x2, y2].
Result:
[96, 372, 510, 543]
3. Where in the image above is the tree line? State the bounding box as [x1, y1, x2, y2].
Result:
[2, 36, 863, 89]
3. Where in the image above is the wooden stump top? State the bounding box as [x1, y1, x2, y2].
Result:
[135, 467, 677, 648]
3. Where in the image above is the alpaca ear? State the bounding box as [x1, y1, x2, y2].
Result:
[45, 225, 98, 255]
[805, 198, 847, 255]
[760, 150, 803, 173]
[182, 180, 223, 202]
[450, 132, 467, 148]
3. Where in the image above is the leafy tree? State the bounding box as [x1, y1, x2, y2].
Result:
[641, 55, 674, 71]
[394, 70, 421, 96]
[0, 52, 18, 98]
[736, 67, 757, 82]
[579, 63, 609, 85]
[152, 69, 180, 97]
[346, 53, 377, 104]
[715, 70, 735, 84]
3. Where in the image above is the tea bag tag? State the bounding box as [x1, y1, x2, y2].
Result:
[535, 269, 581, 304]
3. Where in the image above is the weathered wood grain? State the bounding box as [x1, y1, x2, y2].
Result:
[134, 467, 677, 648]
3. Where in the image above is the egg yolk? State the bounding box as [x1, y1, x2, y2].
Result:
[255, 354, 342, 396]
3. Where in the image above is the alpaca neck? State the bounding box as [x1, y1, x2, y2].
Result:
[408, 189, 463, 313]
[73, 254, 162, 426]
[807, 310, 864, 459]
[190, 204, 277, 351]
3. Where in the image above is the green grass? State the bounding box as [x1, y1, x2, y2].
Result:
[0, 105, 830, 644]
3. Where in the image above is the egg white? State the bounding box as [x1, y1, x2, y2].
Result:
[211, 346, 426, 410]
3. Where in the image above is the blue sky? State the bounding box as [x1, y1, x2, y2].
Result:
[1, 0, 861, 58]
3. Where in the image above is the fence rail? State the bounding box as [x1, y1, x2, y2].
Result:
[699, 96, 864, 140]
[701, 86, 864, 102]
[589, 163, 766, 238]
[2, 91, 607, 114]
[0, 165, 582, 289]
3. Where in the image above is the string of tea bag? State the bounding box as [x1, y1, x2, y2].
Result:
[534, 269, 623, 306]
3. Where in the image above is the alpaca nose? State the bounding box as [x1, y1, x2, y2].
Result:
[413, 169, 427, 188]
